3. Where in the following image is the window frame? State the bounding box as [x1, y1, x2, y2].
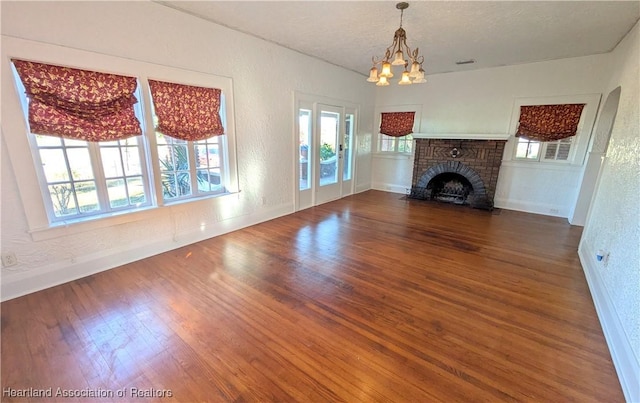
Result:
[2, 36, 239, 240]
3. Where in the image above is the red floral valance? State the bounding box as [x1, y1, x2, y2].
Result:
[380, 112, 415, 137]
[12, 59, 141, 142]
[148, 80, 224, 141]
[516, 104, 585, 142]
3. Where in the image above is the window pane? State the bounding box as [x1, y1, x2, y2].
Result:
[557, 143, 571, 160]
[161, 173, 178, 199]
[35, 134, 61, 147]
[380, 135, 395, 152]
[343, 113, 354, 181]
[106, 178, 128, 208]
[207, 144, 220, 168]
[40, 149, 69, 182]
[320, 111, 339, 186]
[67, 148, 94, 181]
[127, 177, 146, 205]
[196, 169, 212, 192]
[516, 139, 540, 159]
[122, 147, 142, 176]
[63, 138, 87, 147]
[177, 173, 191, 196]
[195, 145, 208, 169]
[299, 109, 312, 190]
[529, 142, 540, 159]
[405, 135, 413, 153]
[76, 181, 99, 213]
[48, 183, 77, 217]
[121, 137, 138, 146]
[101, 147, 124, 178]
[545, 144, 558, 159]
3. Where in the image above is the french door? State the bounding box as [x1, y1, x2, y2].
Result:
[296, 100, 355, 210]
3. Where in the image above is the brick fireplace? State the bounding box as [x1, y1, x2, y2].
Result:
[410, 139, 506, 209]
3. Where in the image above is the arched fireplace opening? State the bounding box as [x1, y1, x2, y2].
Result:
[427, 173, 473, 205]
[410, 160, 493, 209]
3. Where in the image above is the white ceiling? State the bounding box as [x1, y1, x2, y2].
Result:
[157, 1, 640, 76]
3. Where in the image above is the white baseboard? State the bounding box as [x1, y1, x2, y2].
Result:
[0, 203, 294, 301]
[355, 182, 371, 194]
[579, 244, 639, 402]
[494, 197, 567, 218]
[371, 182, 410, 195]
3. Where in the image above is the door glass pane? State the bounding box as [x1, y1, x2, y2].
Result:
[319, 111, 339, 186]
[299, 109, 311, 190]
[343, 113, 354, 181]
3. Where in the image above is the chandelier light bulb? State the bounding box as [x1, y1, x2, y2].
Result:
[399, 70, 412, 85]
[367, 67, 380, 82]
[379, 62, 393, 78]
[376, 76, 390, 86]
[409, 62, 420, 78]
[392, 50, 405, 66]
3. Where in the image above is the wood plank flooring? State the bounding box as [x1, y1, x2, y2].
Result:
[1, 190, 623, 402]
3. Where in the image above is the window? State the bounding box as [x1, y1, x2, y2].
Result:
[378, 111, 416, 154]
[513, 102, 583, 163]
[27, 131, 151, 222]
[10, 56, 235, 226]
[12, 62, 151, 222]
[154, 118, 226, 202]
[380, 133, 413, 153]
[515, 137, 573, 162]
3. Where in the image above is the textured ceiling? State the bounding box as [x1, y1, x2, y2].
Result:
[157, 1, 640, 76]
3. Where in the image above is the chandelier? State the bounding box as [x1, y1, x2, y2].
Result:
[367, 2, 426, 86]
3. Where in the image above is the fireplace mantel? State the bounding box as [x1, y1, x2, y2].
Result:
[412, 133, 510, 141]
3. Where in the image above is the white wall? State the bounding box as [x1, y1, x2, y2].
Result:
[579, 21, 640, 402]
[0, 1, 374, 300]
[371, 54, 611, 218]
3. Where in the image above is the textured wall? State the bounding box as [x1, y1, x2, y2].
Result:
[0, 1, 374, 297]
[581, 21, 640, 372]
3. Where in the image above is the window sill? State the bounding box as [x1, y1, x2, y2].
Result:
[28, 191, 239, 242]
[372, 152, 413, 160]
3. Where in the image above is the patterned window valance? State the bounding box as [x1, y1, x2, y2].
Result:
[516, 104, 585, 142]
[12, 59, 142, 142]
[148, 80, 224, 141]
[380, 112, 415, 137]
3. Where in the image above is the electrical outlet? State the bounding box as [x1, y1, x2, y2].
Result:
[1, 252, 18, 267]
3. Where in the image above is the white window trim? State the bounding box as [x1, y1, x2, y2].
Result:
[504, 94, 601, 166]
[373, 104, 422, 155]
[2, 36, 239, 240]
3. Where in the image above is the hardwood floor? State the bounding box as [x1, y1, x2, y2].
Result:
[1, 190, 623, 402]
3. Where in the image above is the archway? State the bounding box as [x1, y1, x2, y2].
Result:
[570, 87, 621, 225]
